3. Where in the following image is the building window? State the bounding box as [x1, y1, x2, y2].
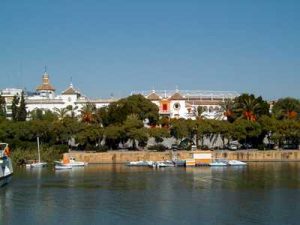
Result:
[173, 102, 181, 110]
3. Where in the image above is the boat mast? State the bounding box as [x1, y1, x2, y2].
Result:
[37, 136, 40, 163]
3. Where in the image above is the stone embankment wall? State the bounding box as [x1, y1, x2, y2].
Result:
[65, 150, 300, 164]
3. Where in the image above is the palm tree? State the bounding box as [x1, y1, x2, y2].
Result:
[80, 103, 96, 123]
[66, 105, 78, 119]
[217, 98, 235, 121]
[234, 94, 269, 122]
[53, 107, 70, 121]
[272, 97, 300, 120]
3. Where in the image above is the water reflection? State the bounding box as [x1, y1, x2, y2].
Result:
[1, 162, 300, 225]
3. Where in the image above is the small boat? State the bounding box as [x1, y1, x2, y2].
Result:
[228, 160, 247, 166]
[28, 162, 48, 168]
[55, 156, 87, 167]
[209, 159, 228, 166]
[0, 143, 13, 187]
[172, 159, 186, 167]
[55, 164, 72, 170]
[127, 161, 154, 167]
[25, 137, 47, 168]
[153, 160, 175, 168]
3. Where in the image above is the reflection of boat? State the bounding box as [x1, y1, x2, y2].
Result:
[55, 156, 87, 167]
[55, 165, 72, 170]
[0, 143, 13, 187]
[228, 160, 247, 166]
[26, 137, 47, 168]
[209, 159, 228, 166]
[127, 161, 154, 167]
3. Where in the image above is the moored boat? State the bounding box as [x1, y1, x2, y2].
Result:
[25, 137, 47, 168]
[127, 161, 154, 167]
[228, 160, 247, 166]
[153, 160, 175, 168]
[55, 164, 72, 170]
[55, 156, 87, 167]
[0, 143, 13, 187]
[209, 159, 228, 166]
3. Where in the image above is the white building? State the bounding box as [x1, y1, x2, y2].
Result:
[133, 89, 239, 120]
[3, 71, 115, 118]
[1, 71, 239, 120]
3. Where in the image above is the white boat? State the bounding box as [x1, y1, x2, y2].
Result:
[127, 161, 154, 167]
[55, 164, 72, 170]
[55, 157, 87, 167]
[26, 137, 47, 168]
[153, 160, 175, 168]
[209, 159, 228, 166]
[228, 160, 247, 166]
[0, 143, 13, 187]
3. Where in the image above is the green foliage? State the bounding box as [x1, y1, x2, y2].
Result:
[148, 127, 170, 143]
[106, 94, 159, 126]
[1, 92, 299, 153]
[233, 93, 270, 121]
[18, 92, 27, 121]
[272, 97, 300, 120]
[11, 95, 19, 121]
[0, 94, 6, 118]
[148, 144, 168, 151]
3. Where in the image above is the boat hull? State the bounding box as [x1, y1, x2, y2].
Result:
[55, 165, 72, 170]
[0, 172, 13, 187]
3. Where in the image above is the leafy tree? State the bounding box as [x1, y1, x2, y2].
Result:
[80, 102, 96, 123]
[107, 94, 159, 126]
[0, 94, 6, 119]
[219, 98, 235, 122]
[170, 119, 189, 142]
[233, 94, 269, 121]
[231, 119, 262, 147]
[148, 127, 170, 143]
[54, 107, 70, 121]
[66, 105, 78, 119]
[123, 114, 146, 149]
[17, 91, 27, 121]
[197, 106, 205, 119]
[11, 94, 20, 121]
[272, 97, 300, 120]
[104, 125, 126, 149]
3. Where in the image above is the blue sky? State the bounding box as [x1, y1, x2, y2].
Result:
[0, 0, 299, 100]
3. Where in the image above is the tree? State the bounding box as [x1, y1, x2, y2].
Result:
[231, 119, 262, 147]
[54, 107, 70, 121]
[196, 106, 205, 119]
[123, 114, 146, 149]
[272, 97, 300, 120]
[80, 103, 96, 123]
[219, 98, 235, 122]
[11, 94, 20, 121]
[0, 94, 6, 119]
[107, 94, 159, 126]
[233, 94, 269, 121]
[148, 127, 170, 143]
[17, 91, 27, 121]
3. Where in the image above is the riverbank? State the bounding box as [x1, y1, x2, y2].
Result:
[65, 150, 300, 164]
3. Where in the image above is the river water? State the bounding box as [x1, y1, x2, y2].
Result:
[1, 162, 300, 225]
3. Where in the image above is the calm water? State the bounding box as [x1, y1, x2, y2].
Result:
[1, 163, 300, 225]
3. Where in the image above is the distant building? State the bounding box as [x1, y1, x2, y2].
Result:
[0, 88, 23, 118]
[133, 89, 239, 119]
[1, 71, 239, 120]
[1, 71, 115, 119]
